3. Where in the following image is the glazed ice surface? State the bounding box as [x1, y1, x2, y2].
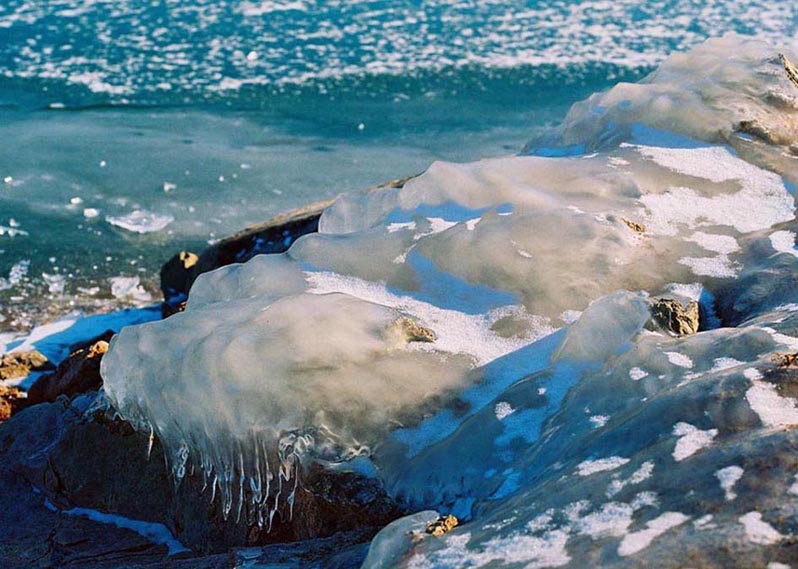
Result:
[101, 36, 798, 564]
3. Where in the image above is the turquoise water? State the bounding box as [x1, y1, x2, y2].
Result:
[0, 0, 795, 329]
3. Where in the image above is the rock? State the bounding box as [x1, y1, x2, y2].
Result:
[781, 53, 798, 89]
[0, 350, 53, 380]
[160, 251, 199, 317]
[0, 394, 401, 556]
[392, 316, 436, 343]
[26, 331, 113, 405]
[425, 514, 458, 537]
[735, 119, 775, 144]
[0, 383, 23, 422]
[622, 218, 646, 233]
[651, 297, 700, 335]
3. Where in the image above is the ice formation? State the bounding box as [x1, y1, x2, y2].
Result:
[102, 35, 798, 564]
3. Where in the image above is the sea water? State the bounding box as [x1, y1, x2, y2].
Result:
[0, 0, 795, 331]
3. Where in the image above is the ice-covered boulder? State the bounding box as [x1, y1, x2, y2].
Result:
[100, 35, 798, 565]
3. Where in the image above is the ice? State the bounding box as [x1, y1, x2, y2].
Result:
[109, 276, 152, 303]
[105, 210, 174, 233]
[58, 506, 189, 555]
[99, 36, 798, 564]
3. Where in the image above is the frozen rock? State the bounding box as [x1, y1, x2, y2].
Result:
[94, 35, 798, 567]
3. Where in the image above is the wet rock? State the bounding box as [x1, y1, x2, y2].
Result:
[0, 350, 53, 380]
[651, 297, 700, 335]
[26, 332, 113, 405]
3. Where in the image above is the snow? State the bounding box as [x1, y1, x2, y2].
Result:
[715, 466, 744, 501]
[629, 367, 649, 381]
[665, 352, 693, 369]
[745, 381, 798, 428]
[617, 512, 690, 556]
[672, 422, 717, 462]
[576, 457, 630, 476]
[739, 512, 784, 545]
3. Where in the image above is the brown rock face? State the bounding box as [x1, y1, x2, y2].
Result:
[651, 298, 700, 336]
[0, 396, 401, 557]
[0, 350, 53, 380]
[0, 383, 23, 422]
[26, 331, 113, 405]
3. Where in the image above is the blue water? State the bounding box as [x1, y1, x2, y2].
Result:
[0, 0, 795, 330]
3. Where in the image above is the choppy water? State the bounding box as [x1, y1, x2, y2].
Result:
[0, 0, 796, 331]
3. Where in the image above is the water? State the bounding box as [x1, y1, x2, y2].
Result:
[0, 0, 795, 331]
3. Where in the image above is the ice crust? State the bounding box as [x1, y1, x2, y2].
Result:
[102, 36, 798, 564]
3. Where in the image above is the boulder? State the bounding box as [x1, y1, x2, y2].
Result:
[26, 331, 114, 405]
[0, 394, 401, 557]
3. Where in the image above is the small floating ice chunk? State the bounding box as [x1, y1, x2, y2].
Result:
[3, 176, 12, 184]
[715, 466, 743, 501]
[589, 415, 609, 428]
[163, 182, 177, 192]
[106, 210, 174, 233]
[576, 456, 630, 476]
[617, 512, 689, 557]
[70, 196, 83, 205]
[494, 401, 515, 421]
[739, 512, 784, 545]
[83, 208, 100, 218]
[109, 276, 152, 303]
[672, 422, 717, 461]
[665, 352, 693, 368]
[629, 367, 649, 381]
